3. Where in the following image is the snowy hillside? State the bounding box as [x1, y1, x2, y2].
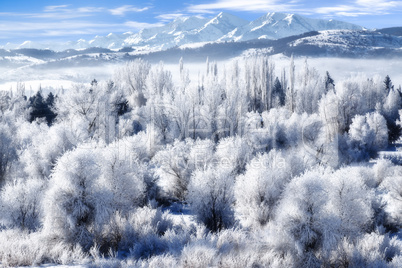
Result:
[376, 27, 402, 37]
[1, 12, 364, 52]
[287, 30, 402, 57]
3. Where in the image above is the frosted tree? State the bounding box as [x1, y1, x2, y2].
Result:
[0, 91, 11, 116]
[286, 54, 296, 112]
[383, 87, 401, 142]
[361, 78, 382, 112]
[234, 150, 291, 229]
[262, 58, 275, 111]
[281, 67, 288, 100]
[260, 108, 290, 149]
[244, 56, 274, 112]
[18, 122, 75, 180]
[54, 83, 101, 142]
[0, 123, 17, 186]
[0, 83, 30, 122]
[318, 90, 341, 146]
[43, 146, 105, 250]
[366, 112, 389, 150]
[380, 174, 402, 231]
[203, 70, 224, 141]
[114, 59, 151, 108]
[274, 168, 339, 267]
[187, 167, 235, 232]
[179, 57, 191, 92]
[144, 62, 175, 142]
[218, 61, 248, 138]
[145, 62, 173, 98]
[170, 84, 199, 140]
[348, 112, 388, 159]
[151, 139, 193, 202]
[295, 59, 322, 114]
[335, 81, 365, 133]
[55, 81, 130, 145]
[42, 141, 147, 251]
[0, 178, 45, 230]
[188, 138, 215, 171]
[214, 136, 251, 175]
[327, 167, 374, 239]
[99, 143, 146, 216]
[285, 112, 325, 159]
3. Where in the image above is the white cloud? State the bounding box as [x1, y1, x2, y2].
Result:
[315, 0, 402, 17]
[186, 0, 402, 17]
[124, 21, 164, 30]
[356, 0, 399, 8]
[187, 0, 296, 13]
[109, 5, 149, 16]
[0, 21, 116, 32]
[0, 4, 157, 40]
[0, 19, 163, 40]
[76, 7, 105, 13]
[315, 5, 357, 15]
[43, 5, 70, 12]
[0, 5, 104, 20]
[26, 6, 105, 19]
[156, 13, 186, 22]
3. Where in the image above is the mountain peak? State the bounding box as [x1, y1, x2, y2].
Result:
[228, 11, 363, 41]
[265, 12, 289, 20]
[1, 12, 364, 52]
[216, 11, 243, 20]
[207, 12, 248, 27]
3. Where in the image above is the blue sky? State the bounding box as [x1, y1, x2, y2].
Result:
[1, 0, 402, 44]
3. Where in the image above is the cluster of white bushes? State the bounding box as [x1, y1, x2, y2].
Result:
[0, 56, 401, 266]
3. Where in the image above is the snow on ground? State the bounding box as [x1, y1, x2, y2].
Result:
[377, 141, 402, 164]
[163, 202, 197, 227]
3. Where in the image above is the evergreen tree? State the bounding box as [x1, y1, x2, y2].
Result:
[384, 75, 393, 95]
[29, 91, 57, 125]
[272, 77, 285, 107]
[29, 91, 46, 122]
[45, 92, 57, 124]
[325, 71, 335, 92]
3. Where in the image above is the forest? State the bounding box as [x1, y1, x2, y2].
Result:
[0, 56, 401, 267]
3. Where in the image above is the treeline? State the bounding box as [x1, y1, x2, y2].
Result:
[0, 56, 401, 267]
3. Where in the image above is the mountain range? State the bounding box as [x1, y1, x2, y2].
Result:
[0, 12, 364, 52]
[1, 11, 402, 71]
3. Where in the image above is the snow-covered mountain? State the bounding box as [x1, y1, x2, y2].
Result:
[286, 30, 402, 57]
[114, 12, 250, 50]
[0, 12, 364, 52]
[220, 13, 363, 41]
[2, 29, 402, 71]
